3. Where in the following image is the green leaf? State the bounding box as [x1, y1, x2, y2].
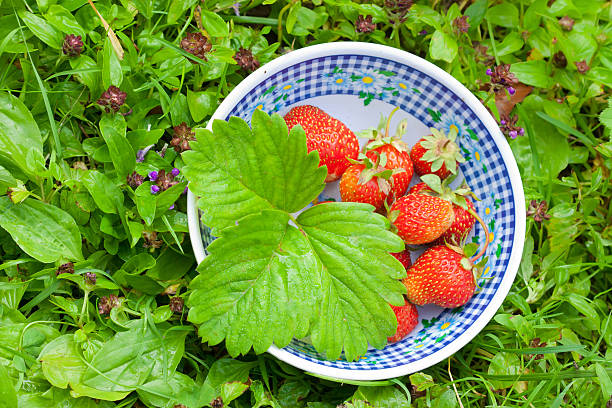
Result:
[429, 30, 458, 63]
[486, 3, 519, 27]
[187, 89, 217, 122]
[565, 293, 600, 327]
[99, 115, 135, 179]
[83, 170, 124, 214]
[39, 334, 130, 401]
[0, 364, 17, 408]
[137, 372, 197, 407]
[352, 385, 410, 408]
[488, 352, 520, 389]
[495, 32, 524, 56]
[0, 197, 83, 263]
[599, 99, 612, 131]
[167, 0, 198, 24]
[188, 210, 322, 355]
[510, 61, 552, 88]
[297, 203, 406, 361]
[0, 92, 44, 181]
[201, 9, 229, 37]
[102, 38, 123, 88]
[18, 10, 63, 49]
[182, 110, 326, 233]
[82, 322, 189, 392]
[221, 381, 251, 405]
[45, 4, 86, 38]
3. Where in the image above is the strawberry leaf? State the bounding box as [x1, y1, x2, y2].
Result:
[182, 110, 326, 233]
[297, 202, 406, 361]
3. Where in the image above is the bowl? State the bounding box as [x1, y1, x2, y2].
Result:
[186, 42, 526, 381]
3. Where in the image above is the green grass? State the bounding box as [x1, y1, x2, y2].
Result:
[0, 0, 611, 407]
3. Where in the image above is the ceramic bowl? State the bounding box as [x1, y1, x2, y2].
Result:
[186, 42, 526, 381]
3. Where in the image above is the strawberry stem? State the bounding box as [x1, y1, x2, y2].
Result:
[467, 208, 490, 263]
[385, 107, 400, 139]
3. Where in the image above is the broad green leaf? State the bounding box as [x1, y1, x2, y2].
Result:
[182, 110, 326, 232]
[134, 182, 156, 224]
[18, 10, 63, 49]
[486, 3, 519, 27]
[45, 4, 86, 38]
[82, 322, 189, 392]
[137, 372, 197, 407]
[83, 170, 124, 214]
[99, 115, 135, 179]
[599, 99, 612, 131]
[352, 385, 410, 408]
[0, 165, 17, 193]
[429, 30, 458, 63]
[201, 9, 229, 37]
[188, 210, 322, 355]
[0, 92, 44, 181]
[39, 334, 130, 401]
[102, 38, 123, 88]
[0, 364, 17, 408]
[495, 32, 524, 56]
[565, 293, 600, 327]
[510, 61, 552, 88]
[167, 0, 198, 24]
[488, 352, 520, 389]
[595, 363, 612, 400]
[221, 382, 251, 405]
[0, 197, 83, 263]
[297, 203, 406, 361]
[187, 89, 217, 122]
[277, 380, 310, 408]
[69, 55, 100, 93]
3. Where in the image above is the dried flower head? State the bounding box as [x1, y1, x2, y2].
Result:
[84, 272, 97, 286]
[529, 337, 547, 360]
[355, 15, 376, 33]
[169, 297, 184, 313]
[233, 47, 260, 72]
[211, 397, 223, 408]
[97, 86, 127, 113]
[474, 42, 495, 66]
[453, 16, 470, 33]
[173, 405, 188, 408]
[180, 32, 212, 62]
[552, 51, 567, 68]
[136, 144, 154, 162]
[575, 60, 590, 74]
[526, 200, 551, 223]
[98, 294, 123, 315]
[62, 34, 84, 57]
[171, 123, 196, 153]
[154, 170, 179, 192]
[57, 262, 75, 275]
[126, 171, 144, 188]
[499, 114, 525, 139]
[559, 16, 574, 31]
[488, 64, 519, 88]
[143, 231, 163, 249]
[385, 0, 413, 24]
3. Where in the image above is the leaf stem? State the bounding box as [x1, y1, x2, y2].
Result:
[384, 107, 400, 139]
[277, 1, 294, 45]
[468, 208, 490, 263]
[78, 289, 89, 327]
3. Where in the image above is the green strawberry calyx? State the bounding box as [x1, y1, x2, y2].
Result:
[419, 174, 472, 210]
[359, 107, 410, 154]
[419, 127, 466, 174]
[447, 243, 488, 283]
[350, 152, 405, 195]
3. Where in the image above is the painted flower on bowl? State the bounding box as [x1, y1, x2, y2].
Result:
[439, 112, 468, 137]
[351, 68, 388, 95]
[324, 71, 351, 91]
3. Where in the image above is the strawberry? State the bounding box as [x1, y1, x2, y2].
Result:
[361, 107, 414, 198]
[407, 177, 476, 245]
[339, 154, 406, 211]
[410, 128, 465, 179]
[403, 245, 476, 308]
[284, 105, 359, 182]
[388, 194, 454, 245]
[388, 299, 419, 343]
[391, 249, 412, 270]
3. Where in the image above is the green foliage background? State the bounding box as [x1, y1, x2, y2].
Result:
[0, 0, 611, 407]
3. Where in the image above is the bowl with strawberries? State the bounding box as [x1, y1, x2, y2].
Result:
[186, 42, 526, 380]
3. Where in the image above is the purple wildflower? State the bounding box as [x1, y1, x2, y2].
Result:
[136, 145, 154, 162]
[151, 185, 160, 194]
[508, 86, 516, 95]
[486, 68, 493, 76]
[171, 168, 180, 177]
[149, 171, 159, 181]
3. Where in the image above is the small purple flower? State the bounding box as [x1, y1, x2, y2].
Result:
[419, 29, 428, 36]
[171, 168, 180, 177]
[149, 171, 158, 181]
[500, 119, 507, 125]
[84, 272, 97, 286]
[232, 2, 240, 16]
[169, 204, 175, 210]
[136, 145, 154, 162]
[509, 130, 518, 139]
[486, 68, 493, 76]
[151, 185, 160, 194]
[508, 86, 516, 95]
[519, 128, 525, 136]
[183, 186, 189, 194]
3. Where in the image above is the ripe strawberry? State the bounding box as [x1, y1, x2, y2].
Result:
[391, 250, 412, 270]
[284, 105, 359, 182]
[388, 194, 454, 245]
[388, 299, 419, 343]
[403, 245, 476, 308]
[410, 128, 465, 179]
[339, 154, 406, 211]
[407, 180, 476, 245]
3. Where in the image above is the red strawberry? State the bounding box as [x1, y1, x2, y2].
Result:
[388, 194, 454, 245]
[284, 105, 359, 182]
[410, 128, 465, 179]
[391, 250, 412, 270]
[403, 245, 476, 308]
[407, 180, 476, 245]
[388, 299, 419, 343]
[339, 154, 406, 211]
